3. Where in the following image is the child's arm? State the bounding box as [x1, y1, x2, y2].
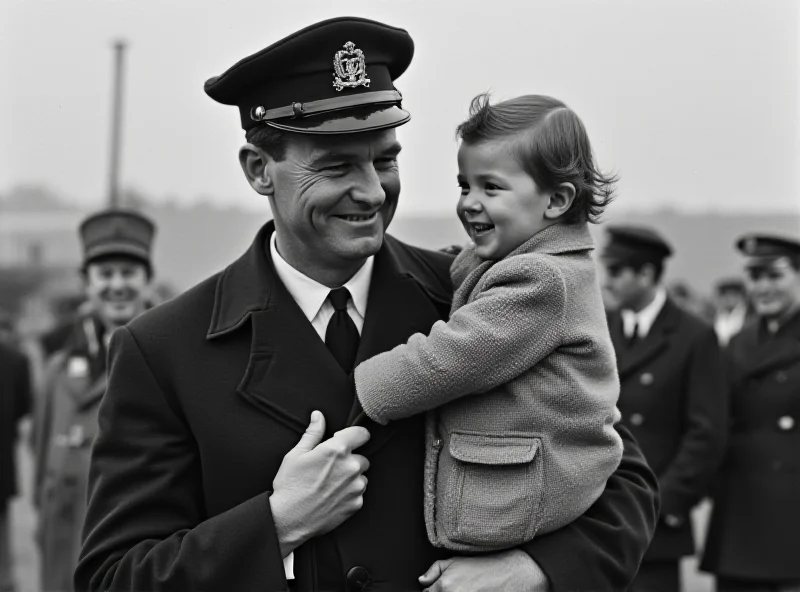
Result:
[355, 255, 566, 425]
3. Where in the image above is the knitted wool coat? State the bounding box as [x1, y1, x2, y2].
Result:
[355, 222, 623, 552]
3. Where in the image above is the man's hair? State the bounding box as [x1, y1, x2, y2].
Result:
[246, 124, 289, 161]
[456, 93, 616, 225]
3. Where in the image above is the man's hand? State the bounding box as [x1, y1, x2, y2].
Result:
[419, 549, 550, 592]
[269, 411, 370, 557]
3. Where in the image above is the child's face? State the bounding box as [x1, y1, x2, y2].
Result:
[456, 140, 552, 260]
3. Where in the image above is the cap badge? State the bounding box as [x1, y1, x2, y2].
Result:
[333, 41, 370, 91]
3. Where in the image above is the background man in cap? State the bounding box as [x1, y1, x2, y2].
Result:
[601, 224, 728, 592]
[34, 209, 155, 592]
[701, 234, 800, 591]
[77, 17, 657, 592]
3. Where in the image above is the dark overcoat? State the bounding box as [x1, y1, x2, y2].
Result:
[701, 311, 800, 581]
[76, 222, 658, 592]
[608, 298, 728, 562]
[0, 342, 32, 504]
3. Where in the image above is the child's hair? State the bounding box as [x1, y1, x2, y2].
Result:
[456, 93, 616, 224]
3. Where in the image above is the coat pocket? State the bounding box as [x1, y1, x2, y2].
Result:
[444, 432, 544, 548]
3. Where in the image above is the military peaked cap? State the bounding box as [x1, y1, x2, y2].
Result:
[204, 17, 414, 134]
[735, 233, 800, 263]
[601, 224, 673, 266]
[79, 209, 156, 267]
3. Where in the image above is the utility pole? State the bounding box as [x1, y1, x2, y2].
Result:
[107, 40, 127, 209]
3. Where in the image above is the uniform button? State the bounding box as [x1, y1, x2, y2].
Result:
[433, 438, 443, 448]
[640, 372, 654, 386]
[630, 413, 644, 426]
[346, 566, 371, 592]
[776, 371, 788, 383]
[778, 416, 795, 431]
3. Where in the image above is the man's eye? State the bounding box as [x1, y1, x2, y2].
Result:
[375, 158, 397, 168]
[324, 163, 349, 173]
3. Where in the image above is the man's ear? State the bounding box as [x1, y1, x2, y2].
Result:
[239, 143, 274, 196]
[544, 182, 577, 220]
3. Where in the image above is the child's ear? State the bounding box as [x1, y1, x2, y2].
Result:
[544, 182, 577, 220]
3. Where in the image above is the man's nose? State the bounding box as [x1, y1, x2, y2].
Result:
[108, 273, 127, 291]
[350, 165, 386, 207]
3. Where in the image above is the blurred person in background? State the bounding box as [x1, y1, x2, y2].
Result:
[33, 209, 155, 592]
[0, 326, 33, 592]
[667, 279, 715, 323]
[601, 225, 728, 592]
[712, 277, 751, 347]
[701, 234, 800, 592]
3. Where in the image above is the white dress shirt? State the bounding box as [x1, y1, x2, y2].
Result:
[714, 303, 748, 346]
[621, 288, 667, 339]
[268, 231, 374, 579]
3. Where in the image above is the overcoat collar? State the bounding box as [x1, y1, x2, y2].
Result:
[733, 309, 800, 380]
[207, 221, 450, 340]
[613, 297, 682, 379]
[450, 222, 594, 292]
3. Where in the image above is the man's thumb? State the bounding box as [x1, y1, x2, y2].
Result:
[293, 410, 326, 452]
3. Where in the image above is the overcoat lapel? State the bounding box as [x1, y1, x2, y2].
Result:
[617, 299, 681, 380]
[736, 312, 800, 381]
[235, 250, 354, 438]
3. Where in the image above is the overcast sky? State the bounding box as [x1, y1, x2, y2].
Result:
[2, 0, 798, 217]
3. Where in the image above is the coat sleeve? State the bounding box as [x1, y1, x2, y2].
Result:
[521, 425, 659, 591]
[657, 325, 728, 521]
[355, 256, 565, 424]
[74, 326, 288, 592]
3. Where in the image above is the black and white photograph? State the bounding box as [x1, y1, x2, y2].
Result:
[1, 1, 799, 591]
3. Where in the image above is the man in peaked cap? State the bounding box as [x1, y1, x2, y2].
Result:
[77, 18, 657, 592]
[34, 209, 156, 592]
[601, 224, 728, 592]
[701, 233, 800, 591]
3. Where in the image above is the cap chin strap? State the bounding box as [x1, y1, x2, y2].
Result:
[250, 90, 402, 122]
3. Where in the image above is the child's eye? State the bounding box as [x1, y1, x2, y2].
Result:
[485, 182, 502, 191]
[457, 181, 469, 194]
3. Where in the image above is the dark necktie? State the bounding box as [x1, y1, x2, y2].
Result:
[325, 287, 360, 373]
[626, 320, 639, 348]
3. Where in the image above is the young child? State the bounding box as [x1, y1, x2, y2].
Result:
[354, 93, 624, 552]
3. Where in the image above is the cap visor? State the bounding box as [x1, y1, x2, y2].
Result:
[265, 104, 410, 134]
[84, 244, 151, 264]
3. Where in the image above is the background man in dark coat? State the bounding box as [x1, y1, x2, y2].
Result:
[0, 340, 32, 592]
[34, 210, 156, 592]
[601, 225, 728, 592]
[76, 17, 659, 592]
[701, 234, 800, 591]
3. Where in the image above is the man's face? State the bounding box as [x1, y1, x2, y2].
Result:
[744, 257, 800, 319]
[84, 258, 151, 327]
[266, 128, 402, 268]
[603, 263, 649, 310]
